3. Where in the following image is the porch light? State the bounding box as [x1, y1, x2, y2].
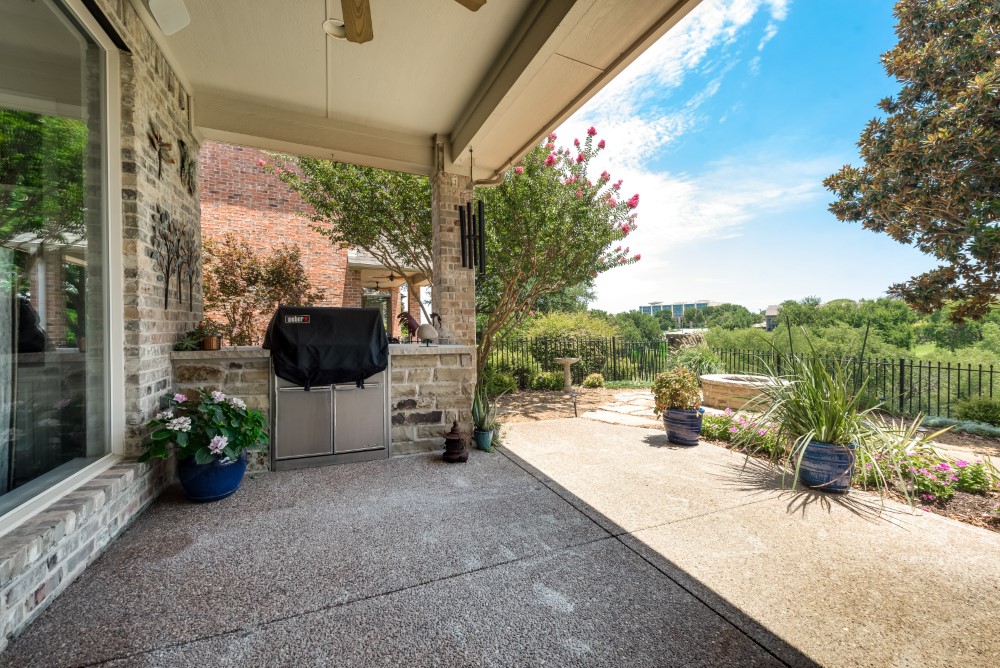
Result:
[323, 19, 347, 40]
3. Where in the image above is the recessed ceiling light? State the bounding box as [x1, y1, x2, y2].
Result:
[323, 18, 346, 40]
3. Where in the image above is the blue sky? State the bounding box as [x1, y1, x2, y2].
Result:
[558, 0, 937, 314]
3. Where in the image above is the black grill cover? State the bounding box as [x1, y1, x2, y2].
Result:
[263, 306, 388, 390]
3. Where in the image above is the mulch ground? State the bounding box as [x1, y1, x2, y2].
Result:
[497, 388, 1000, 533]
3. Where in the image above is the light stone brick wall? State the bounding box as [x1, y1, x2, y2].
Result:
[431, 173, 476, 346]
[167, 345, 476, 463]
[390, 345, 476, 455]
[0, 0, 200, 650]
[0, 459, 171, 652]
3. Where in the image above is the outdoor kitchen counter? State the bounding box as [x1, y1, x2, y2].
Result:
[169, 344, 476, 462]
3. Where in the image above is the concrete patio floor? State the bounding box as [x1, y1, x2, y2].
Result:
[2, 418, 997, 667]
[2, 435, 797, 668]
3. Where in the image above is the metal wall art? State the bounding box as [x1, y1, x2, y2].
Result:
[149, 205, 199, 310]
[147, 121, 175, 179]
[178, 139, 197, 196]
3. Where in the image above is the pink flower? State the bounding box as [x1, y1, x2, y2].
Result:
[514, 165, 524, 175]
[545, 142, 555, 151]
[600, 170, 611, 181]
[613, 179, 623, 190]
[275, 168, 284, 175]
[544, 153, 557, 167]
[564, 176, 576, 185]
[587, 126, 598, 136]
[920, 493, 936, 501]
[173, 393, 187, 403]
[575, 189, 584, 199]
[208, 435, 228, 455]
[729, 426, 738, 433]
[622, 226, 630, 237]
[724, 408, 733, 416]
[528, 310, 535, 316]
[634, 253, 641, 261]
[936, 463, 950, 471]
[576, 153, 585, 163]
[956, 460, 968, 468]
[627, 194, 640, 208]
[257, 159, 266, 167]
[948, 474, 958, 481]
[608, 198, 617, 207]
[619, 257, 626, 263]
[574, 138, 580, 147]
[548, 132, 557, 141]
[598, 139, 606, 149]
[616, 246, 622, 251]
[865, 463, 872, 469]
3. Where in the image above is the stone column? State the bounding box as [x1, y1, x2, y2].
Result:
[431, 172, 475, 346]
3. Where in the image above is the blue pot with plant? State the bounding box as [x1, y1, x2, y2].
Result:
[142, 389, 268, 501]
[472, 383, 501, 452]
[653, 366, 703, 446]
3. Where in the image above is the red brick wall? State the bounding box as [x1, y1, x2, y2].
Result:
[200, 141, 406, 338]
[200, 141, 348, 309]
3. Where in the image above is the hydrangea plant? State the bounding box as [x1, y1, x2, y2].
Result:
[141, 389, 268, 464]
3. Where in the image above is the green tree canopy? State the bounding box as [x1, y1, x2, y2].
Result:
[270, 159, 433, 318]
[824, 0, 1000, 321]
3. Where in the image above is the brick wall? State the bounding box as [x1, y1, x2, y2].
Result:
[199, 141, 349, 313]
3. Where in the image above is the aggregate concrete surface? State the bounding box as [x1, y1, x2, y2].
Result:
[502, 419, 1000, 668]
[2, 443, 794, 668]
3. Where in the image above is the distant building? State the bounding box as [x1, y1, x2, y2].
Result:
[765, 304, 782, 332]
[639, 300, 720, 324]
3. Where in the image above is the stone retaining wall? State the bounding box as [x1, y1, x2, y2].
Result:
[168, 345, 477, 463]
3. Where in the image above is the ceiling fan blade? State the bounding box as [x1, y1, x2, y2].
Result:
[453, 0, 487, 10]
[341, 0, 374, 43]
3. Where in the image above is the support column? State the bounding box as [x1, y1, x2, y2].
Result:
[431, 172, 475, 346]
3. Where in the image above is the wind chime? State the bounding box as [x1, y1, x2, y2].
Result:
[458, 149, 487, 276]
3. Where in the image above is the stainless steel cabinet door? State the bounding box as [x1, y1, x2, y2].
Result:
[274, 387, 333, 459]
[333, 382, 386, 453]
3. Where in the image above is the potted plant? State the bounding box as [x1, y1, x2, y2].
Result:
[653, 366, 703, 446]
[471, 384, 499, 451]
[140, 389, 268, 501]
[197, 319, 224, 351]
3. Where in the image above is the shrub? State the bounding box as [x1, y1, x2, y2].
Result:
[482, 370, 517, 397]
[954, 397, 1000, 426]
[531, 371, 564, 391]
[603, 357, 638, 381]
[487, 349, 541, 390]
[652, 367, 701, 415]
[582, 373, 605, 388]
[672, 344, 723, 378]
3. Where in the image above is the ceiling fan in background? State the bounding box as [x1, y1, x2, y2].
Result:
[327, 0, 486, 44]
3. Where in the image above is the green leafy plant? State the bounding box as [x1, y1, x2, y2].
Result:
[954, 397, 1000, 426]
[482, 369, 517, 397]
[672, 344, 723, 378]
[141, 389, 268, 464]
[652, 367, 701, 416]
[701, 409, 783, 458]
[582, 373, 605, 388]
[173, 330, 202, 351]
[531, 371, 564, 391]
[472, 383, 501, 431]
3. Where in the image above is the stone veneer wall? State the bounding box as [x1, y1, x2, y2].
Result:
[167, 345, 476, 463]
[170, 349, 271, 470]
[0, 0, 198, 651]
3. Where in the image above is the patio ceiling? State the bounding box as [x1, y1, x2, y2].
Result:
[132, 0, 702, 178]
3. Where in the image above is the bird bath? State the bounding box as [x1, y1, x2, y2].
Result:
[553, 358, 580, 390]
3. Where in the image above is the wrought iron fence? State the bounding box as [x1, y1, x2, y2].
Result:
[486, 337, 998, 418]
[714, 349, 997, 418]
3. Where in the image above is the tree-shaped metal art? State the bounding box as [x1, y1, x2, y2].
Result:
[147, 121, 175, 180]
[176, 227, 200, 311]
[149, 205, 182, 310]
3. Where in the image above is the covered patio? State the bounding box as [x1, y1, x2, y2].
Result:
[5, 419, 999, 666]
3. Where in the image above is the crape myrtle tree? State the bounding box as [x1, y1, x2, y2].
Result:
[824, 0, 1000, 321]
[476, 128, 640, 373]
[266, 158, 434, 320]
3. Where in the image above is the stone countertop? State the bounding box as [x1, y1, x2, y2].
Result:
[170, 344, 476, 361]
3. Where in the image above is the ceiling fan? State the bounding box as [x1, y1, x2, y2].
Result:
[330, 0, 486, 44]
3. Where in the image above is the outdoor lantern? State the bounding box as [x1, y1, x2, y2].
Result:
[442, 421, 469, 463]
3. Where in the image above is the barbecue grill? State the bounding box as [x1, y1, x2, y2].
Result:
[263, 306, 391, 470]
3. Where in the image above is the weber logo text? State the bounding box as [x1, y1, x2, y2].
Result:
[284, 315, 311, 324]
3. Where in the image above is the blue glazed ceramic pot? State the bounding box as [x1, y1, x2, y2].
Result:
[473, 428, 493, 452]
[176, 451, 248, 502]
[665, 409, 702, 446]
[798, 440, 856, 494]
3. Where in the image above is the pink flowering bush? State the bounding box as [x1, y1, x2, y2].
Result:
[141, 388, 268, 464]
[701, 409, 783, 457]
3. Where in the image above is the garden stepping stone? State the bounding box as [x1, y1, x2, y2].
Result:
[581, 410, 659, 428]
